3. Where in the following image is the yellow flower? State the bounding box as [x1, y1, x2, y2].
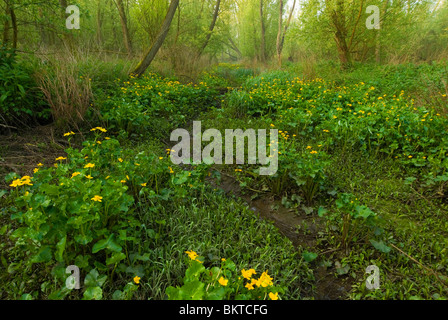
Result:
[133, 276, 141, 284]
[91, 127, 107, 133]
[218, 277, 228, 286]
[84, 163, 95, 169]
[241, 269, 257, 280]
[245, 282, 255, 290]
[256, 271, 273, 288]
[141, 183, 147, 187]
[118, 158, 123, 163]
[91, 195, 103, 202]
[159, 157, 164, 160]
[120, 180, 127, 183]
[269, 292, 279, 300]
[9, 179, 22, 188]
[55, 157, 67, 161]
[105, 137, 111, 140]
[64, 131, 75, 137]
[37, 163, 44, 167]
[96, 141, 102, 145]
[85, 175, 93, 180]
[33, 168, 39, 174]
[185, 250, 199, 261]
[71, 172, 81, 178]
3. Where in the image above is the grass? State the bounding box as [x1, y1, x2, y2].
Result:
[1, 61, 448, 300]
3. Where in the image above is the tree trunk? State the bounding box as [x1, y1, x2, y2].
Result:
[3, 2, 10, 45]
[97, 1, 104, 47]
[259, 0, 266, 63]
[114, 0, 133, 56]
[228, 36, 242, 59]
[59, 0, 75, 51]
[279, 0, 296, 64]
[276, 0, 283, 67]
[197, 0, 221, 59]
[131, 0, 179, 77]
[331, 0, 351, 68]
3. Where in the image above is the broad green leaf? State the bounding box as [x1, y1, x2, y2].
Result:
[31, 246, 52, 263]
[84, 269, 107, 288]
[206, 286, 227, 300]
[370, 239, 391, 253]
[185, 260, 205, 282]
[302, 251, 318, 262]
[83, 286, 103, 300]
[106, 252, 126, 265]
[92, 234, 122, 253]
[179, 280, 205, 300]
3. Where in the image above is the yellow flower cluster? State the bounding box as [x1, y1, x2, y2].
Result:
[90, 127, 107, 133]
[185, 250, 202, 263]
[243, 270, 273, 290]
[9, 176, 33, 188]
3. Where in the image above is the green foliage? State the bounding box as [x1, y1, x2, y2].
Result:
[0, 44, 49, 127]
[101, 73, 219, 139]
[166, 253, 286, 300]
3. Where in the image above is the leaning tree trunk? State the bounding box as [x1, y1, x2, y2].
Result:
[278, 0, 296, 67]
[196, 0, 221, 59]
[131, 0, 179, 77]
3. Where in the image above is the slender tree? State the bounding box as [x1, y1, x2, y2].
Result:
[196, 0, 221, 59]
[131, 0, 179, 77]
[259, 0, 266, 63]
[114, 0, 133, 56]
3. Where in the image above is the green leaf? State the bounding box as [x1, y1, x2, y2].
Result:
[370, 239, 391, 253]
[166, 286, 181, 300]
[302, 251, 318, 262]
[318, 207, 328, 217]
[185, 260, 206, 282]
[55, 236, 67, 262]
[106, 252, 126, 265]
[84, 269, 107, 288]
[31, 246, 52, 263]
[206, 286, 227, 300]
[92, 234, 122, 253]
[83, 286, 103, 300]
[179, 280, 205, 300]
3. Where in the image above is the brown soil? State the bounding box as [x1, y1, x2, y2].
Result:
[0, 125, 79, 188]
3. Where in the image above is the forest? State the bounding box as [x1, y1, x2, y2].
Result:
[0, 0, 448, 302]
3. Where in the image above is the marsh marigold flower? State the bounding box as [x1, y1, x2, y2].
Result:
[218, 277, 228, 286]
[269, 292, 279, 300]
[133, 276, 141, 284]
[185, 250, 198, 261]
[241, 269, 256, 280]
[91, 195, 103, 202]
[84, 163, 95, 169]
[71, 172, 81, 178]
